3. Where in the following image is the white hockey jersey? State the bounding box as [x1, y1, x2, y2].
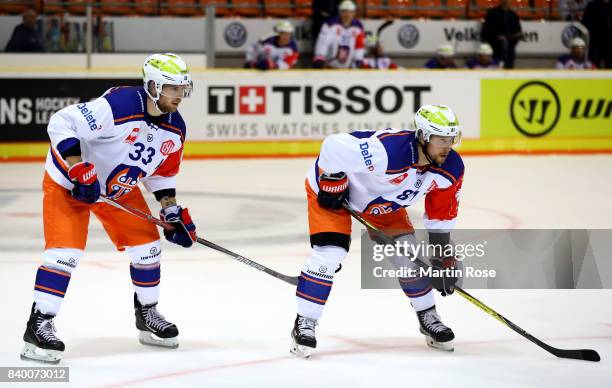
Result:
[307, 129, 464, 231]
[362, 56, 398, 69]
[314, 16, 365, 69]
[555, 54, 596, 70]
[246, 34, 299, 69]
[45, 86, 186, 200]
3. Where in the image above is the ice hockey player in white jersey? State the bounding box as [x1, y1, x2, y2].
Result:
[21, 53, 198, 364]
[312, 0, 365, 69]
[556, 37, 595, 70]
[245, 21, 299, 70]
[362, 41, 399, 70]
[291, 105, 464, 358]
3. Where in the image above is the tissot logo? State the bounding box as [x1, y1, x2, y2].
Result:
[206, 85, 430, 116]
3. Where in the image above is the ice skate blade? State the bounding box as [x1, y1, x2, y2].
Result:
[290, 340, 313, 359]
[424, 336, 454, 352]
[20, 342, 62, 364]
[138, 331, 179, 349]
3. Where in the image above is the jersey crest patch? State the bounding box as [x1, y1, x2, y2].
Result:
[160, 140, 175, 156]
[106, 164, 147, 199]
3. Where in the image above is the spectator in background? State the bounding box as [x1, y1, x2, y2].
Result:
[466, 43, 502, 69]
[424, 44, 458, 69]
[312, 0, 365, 68]
[5, 9, 45, 52]
[481, 0, 522, 69]
[556, 37, 596, 69]
[244, 21, 299, 70]
[560, 0, 588, 20]
[312, 0, 340, 48]
[581, 0, 612, 68]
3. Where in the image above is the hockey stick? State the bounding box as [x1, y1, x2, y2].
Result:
[342, 202, 600, 362]
[98, 196, 299, 286]
[376, 19, 394, 44]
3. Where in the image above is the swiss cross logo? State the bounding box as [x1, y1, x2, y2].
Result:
[124, 128, 139, 145]
[389, 172, 408, 185]
[160, 140, 175, 156]
[239, 86, 266, 114]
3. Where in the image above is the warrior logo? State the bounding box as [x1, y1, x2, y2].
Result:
[105, 164, 147, 199]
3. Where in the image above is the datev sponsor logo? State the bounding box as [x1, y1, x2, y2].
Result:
[360, 142, 375, 171]
[224, 22, 247, 48]
[77, 103, 100, 131]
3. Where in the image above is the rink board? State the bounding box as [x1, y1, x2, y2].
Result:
[1, 69, 611, 159]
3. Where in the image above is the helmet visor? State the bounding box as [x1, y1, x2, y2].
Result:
[160, 82, 193, 98]
[429, 131, 462, 147]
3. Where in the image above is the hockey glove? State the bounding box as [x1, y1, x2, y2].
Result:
[256, 58, 276, 70]
[312, 59, 326, 69]
[159, 205, 197, 248]
[317, 172, 349, 210]
[430, 256, 460, 297]
[68, 161, 101, 204]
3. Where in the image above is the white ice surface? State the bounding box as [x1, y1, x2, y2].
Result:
[0, 156, 611, 387]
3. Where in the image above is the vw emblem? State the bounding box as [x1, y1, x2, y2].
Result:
[224, 22, 247, 48]
[398, 24, 419, 49]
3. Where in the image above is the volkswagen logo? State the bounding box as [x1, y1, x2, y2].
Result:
[224, 22, 247, 48]
[398, 24, 419, 49]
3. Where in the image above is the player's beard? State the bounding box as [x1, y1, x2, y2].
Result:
[433, 151, 449, 164]
[157, 98, 180, 113]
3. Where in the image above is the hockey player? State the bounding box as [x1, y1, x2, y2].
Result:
[312, 0, 366, 69]
[291, 105, 464, 358]
[244, 21, 299, 70]
[424, 44, 458, 69]
[465, 43, 502, 69]
[21, 53, 198, 363]
[556, 37, 596, 70]
[361, 40, 399, 70]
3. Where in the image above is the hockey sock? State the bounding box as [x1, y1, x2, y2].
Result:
[33, 248, 82, 315]
[130, 263, 160, 305]
[33, 266, 71, 316]
[296, 245, 346, 320]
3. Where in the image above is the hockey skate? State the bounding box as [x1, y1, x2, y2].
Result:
[21, 303, 65, 364]
[134, 293, 179, 349]
[417, 306, 455, 351]
[290, 314, 317, 359]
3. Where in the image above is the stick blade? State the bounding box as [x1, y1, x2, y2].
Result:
[579, 349, 601, 362]
[553, 348, 600, 362]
